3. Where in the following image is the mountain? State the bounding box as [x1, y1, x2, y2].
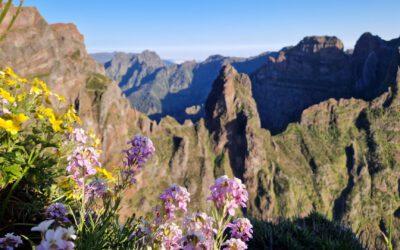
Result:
[98, 51, 271, 121]
[90, 52, 117, 64]
[2, 5, 400, 249]
[252, 34, 400, 133]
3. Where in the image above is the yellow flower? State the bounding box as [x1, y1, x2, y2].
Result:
[49, 116, 63, 132]
[30, 86, 42, 95]
[32, 78, 51, 96]
[63, 106, 81, 125]
[12, 113, 29, 124]
[16, 93, 26, 102]
[36, 106, 63, 132]
[0, 88, 15, 103]
[0, 117, 20, 134]
[95, 167, 116, 182]
[54, 93, 66, 102]
[4, 67, 17, 79]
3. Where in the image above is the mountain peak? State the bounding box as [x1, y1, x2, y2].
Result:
[295, 35, 344, 53]
[205, 64, 260, 136]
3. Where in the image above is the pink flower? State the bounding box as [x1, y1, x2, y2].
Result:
[66, 146, 100, 186]
[228, 218, 253, 242]
[182, 212, 215, 249]
[122, 135, 155, 183]
[124, 135, 155, 167]
[208, 175, 248, 216]
[0, 233, 23, 250]
[68, 128, 87, 144]
[222, 238, 247, 250]
[154, 222, 182, 250]
[160, 184, 190, 220]
[86, 179, 107, 201]
[46, 203, 70, 223]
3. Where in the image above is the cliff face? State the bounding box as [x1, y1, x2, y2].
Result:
[252, 34, 400, 134]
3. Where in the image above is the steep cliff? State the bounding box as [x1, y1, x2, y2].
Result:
[252, 34, 400, 134]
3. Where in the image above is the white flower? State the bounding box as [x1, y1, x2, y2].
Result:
[31, 220, 54, 233]
[36, 227, 76, 250]
[64, 227, 77, 240]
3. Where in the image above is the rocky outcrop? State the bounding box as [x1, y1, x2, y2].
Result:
[351, 32, 400, 99]
[205, 65, 261, 177]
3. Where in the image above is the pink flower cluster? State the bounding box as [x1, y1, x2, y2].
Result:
[181, 212, 215, 249]
[68, 128, 87, 144]
[228, 218, 253, 242]
[66, 146, 100, 186]
[149, 177, 252, 249]
[85, 179, 107, 201]
[208, 175, 248, 216]
[46, 203, 70, 223]
[124, 135, 155, 167]
[122, 135, 155, 183]
[0, 233, 23, 250]
[222, 238, 248, 250]
[160, 184, 191, 220]
[153, 222, 182, 249]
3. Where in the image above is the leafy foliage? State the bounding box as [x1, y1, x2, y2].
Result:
[0, 68, 80, 227]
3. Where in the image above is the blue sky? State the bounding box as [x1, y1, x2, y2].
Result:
[24, 0, 400, 62]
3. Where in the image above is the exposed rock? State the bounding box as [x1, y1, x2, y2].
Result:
[251, 36, 353, 133]
[205, 64, 261, 177]
[251, 34, 400, 133]
[351, 32, 400, 98]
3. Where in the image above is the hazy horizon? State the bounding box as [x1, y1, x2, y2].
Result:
[25, 0, 400, 62]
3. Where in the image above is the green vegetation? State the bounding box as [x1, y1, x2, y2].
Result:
[249, 212, 364, 249]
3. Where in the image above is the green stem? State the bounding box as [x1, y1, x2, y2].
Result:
[214, 206, 228, 249]
[79, 183, 86, 232]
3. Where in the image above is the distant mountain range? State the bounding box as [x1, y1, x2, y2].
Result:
[91, 50, 272, 124]
[91, 33, 399, 133]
